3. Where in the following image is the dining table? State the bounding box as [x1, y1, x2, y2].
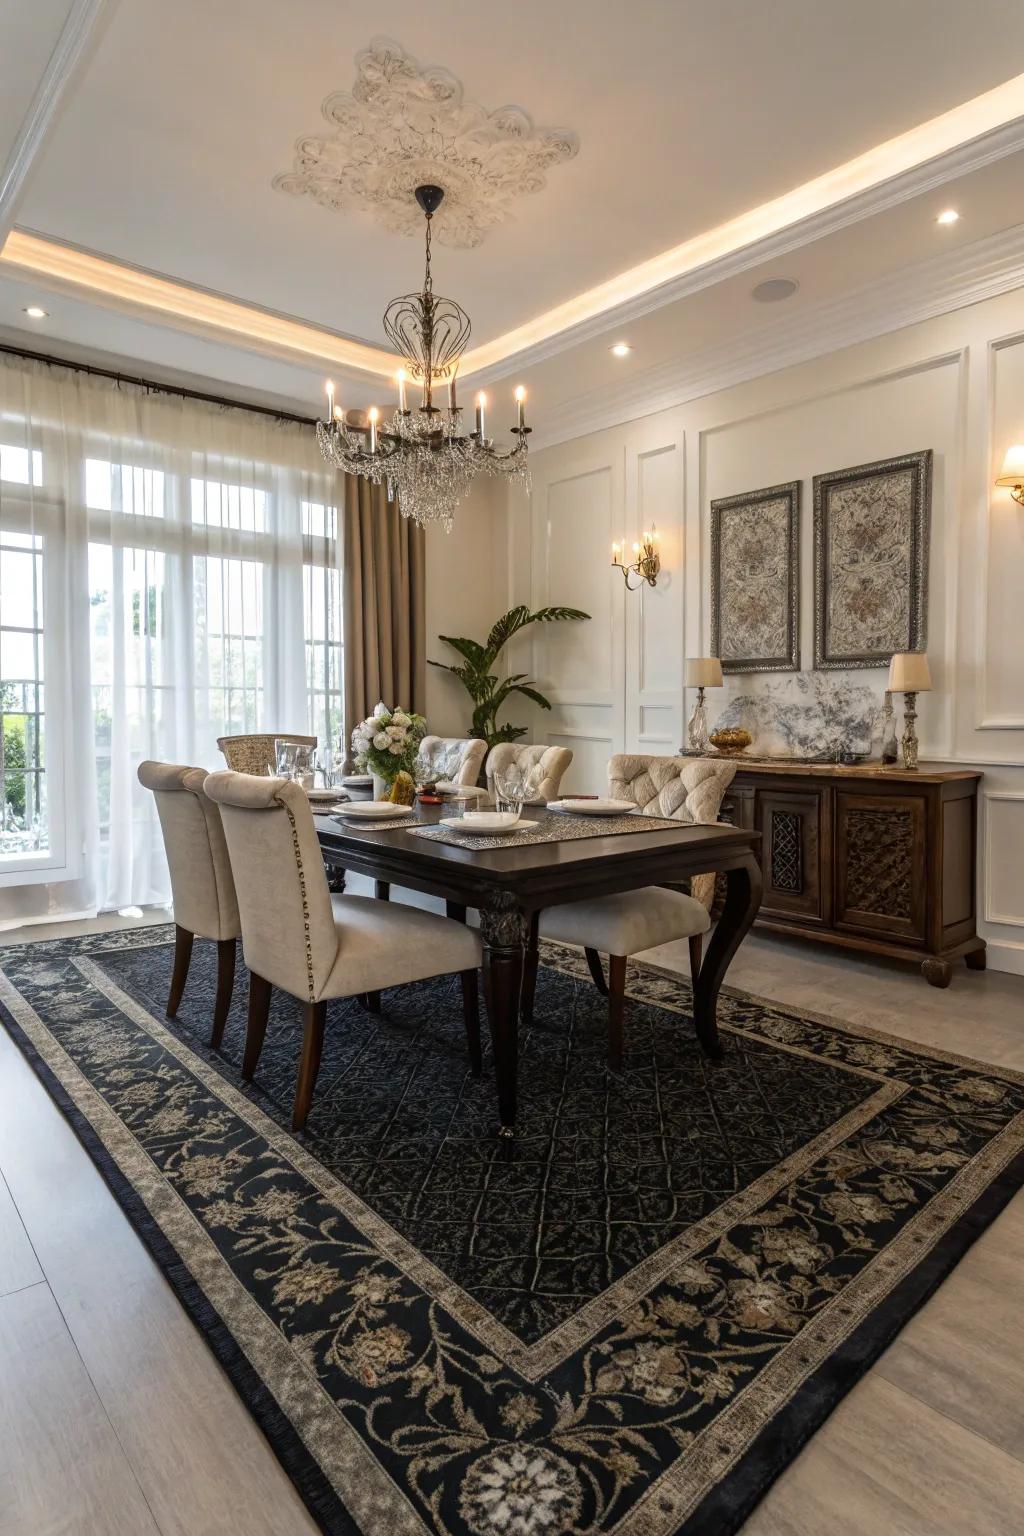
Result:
[315, 804, 762, 1137]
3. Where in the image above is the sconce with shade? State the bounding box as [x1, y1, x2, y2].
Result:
[995, 444, 1024, 506]
[888, 651, 932, 770]
[684, 656, 723, 753]
[612, 527, 661, 590]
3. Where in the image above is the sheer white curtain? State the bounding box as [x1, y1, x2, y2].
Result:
[0, 353, 342, 925]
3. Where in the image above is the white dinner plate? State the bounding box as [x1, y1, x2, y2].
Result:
[336, 801, 413, 820]
[340, 774, 373, 787]
[441, 814, 537, 835]
[548, 798, 636, 816]
[305, 787, 346, 803]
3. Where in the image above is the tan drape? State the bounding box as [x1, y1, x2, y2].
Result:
[341, 475, 426, 734]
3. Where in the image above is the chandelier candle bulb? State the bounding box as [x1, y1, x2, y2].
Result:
[368, 407, 379, 455]
[396, 370, 408, 413]
[449, 374, 458, 411]
[325, 379, 335, 422]
[515, 386, 526, 430]
[475, 391, 487, 440]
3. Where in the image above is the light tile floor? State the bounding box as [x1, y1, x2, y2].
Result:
[0, 890, 1021, 1535]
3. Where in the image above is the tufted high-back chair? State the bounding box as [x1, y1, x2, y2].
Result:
[607, 754, 738, 912]
[486, 743, 574, 803]
[417, 735, 488, 787]
[137, 760, 241, 1046]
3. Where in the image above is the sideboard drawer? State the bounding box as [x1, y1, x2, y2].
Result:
[757, 789, 827, 923]
[834, 790, 927, 942]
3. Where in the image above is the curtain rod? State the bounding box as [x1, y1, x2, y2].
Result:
[0, 341, 318, 427]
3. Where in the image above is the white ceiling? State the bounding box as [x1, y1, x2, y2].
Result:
[3, 0, 1024, 422]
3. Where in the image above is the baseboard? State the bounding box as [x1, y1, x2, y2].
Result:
[985, 937, 1024, 976]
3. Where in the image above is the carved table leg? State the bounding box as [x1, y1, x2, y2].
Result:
[692, 851, 762, 1058]
[964, 945, 987, 972]
[479, 892, 530, 1137]
[922, 957, 953, 988]
[324, 862, 346, 895]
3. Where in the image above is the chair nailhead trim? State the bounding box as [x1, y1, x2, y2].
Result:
[281, 800, 317, 1002]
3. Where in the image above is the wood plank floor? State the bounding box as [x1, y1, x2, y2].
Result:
[0, 895, 1021, 1535]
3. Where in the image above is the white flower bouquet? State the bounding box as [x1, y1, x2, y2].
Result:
[350, 703, 427, 785]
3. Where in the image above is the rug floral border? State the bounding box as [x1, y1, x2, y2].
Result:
[0, 926, 1021, 1536]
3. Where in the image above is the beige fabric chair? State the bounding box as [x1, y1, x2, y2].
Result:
[485, 743, 573, 804]
[608, 754, 738, 919]
[217, 733, 317, 775]
[528, 755, 737, 1070]
[204, 770, 483, 1129]
[137, 761, 241, 1047]
[417, 735, 488, 788]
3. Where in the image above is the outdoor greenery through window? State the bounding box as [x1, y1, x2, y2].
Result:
[0, 354, 344, 916]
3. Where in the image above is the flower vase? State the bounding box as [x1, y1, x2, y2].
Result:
[372, 771, 391, 802]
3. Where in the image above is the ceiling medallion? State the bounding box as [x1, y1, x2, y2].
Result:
[317, 185, 530, 532]
[273, 37, 579, 248]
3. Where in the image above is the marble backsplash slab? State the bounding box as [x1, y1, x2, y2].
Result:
[711, 671, 887, 758]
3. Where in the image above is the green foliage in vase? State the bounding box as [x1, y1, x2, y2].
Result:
[429, 605, 590, 748]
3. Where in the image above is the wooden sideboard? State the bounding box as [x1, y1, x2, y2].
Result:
[714, 759, 985, 987]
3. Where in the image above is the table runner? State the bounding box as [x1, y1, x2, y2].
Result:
[408, 811, 682, 850]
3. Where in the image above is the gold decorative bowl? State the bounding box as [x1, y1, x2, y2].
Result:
[709, 727, 752, 756]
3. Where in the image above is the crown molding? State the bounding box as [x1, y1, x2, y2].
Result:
[461, 93, 1024, 379]
[0, 228, 395, 380]
[526, 223, 1024, 451]
[0, 0, 110, 243]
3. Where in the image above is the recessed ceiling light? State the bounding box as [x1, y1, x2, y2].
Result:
[23, 305, 48, 319]
[610, 342, 632, 357]
[936, 208, 960, 225]
[751, 278, 799, 303]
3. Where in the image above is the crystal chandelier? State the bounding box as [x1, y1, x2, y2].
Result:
[317, 184, 531, 532]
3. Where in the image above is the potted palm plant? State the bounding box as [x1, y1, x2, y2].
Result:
[429, 605, 589, 749]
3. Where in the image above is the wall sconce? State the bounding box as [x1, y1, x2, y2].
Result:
[612, 526, 661, 589]
[995, 444, 1024, 506]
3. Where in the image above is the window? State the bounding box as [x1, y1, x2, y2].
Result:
[0, 531, 46, 855]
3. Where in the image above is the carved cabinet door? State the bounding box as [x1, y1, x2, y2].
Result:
[834, 791, 927, 941]
[757, 790, 826, 923]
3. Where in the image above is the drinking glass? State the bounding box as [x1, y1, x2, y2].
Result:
[275, 740, 299, 778]
[493, 767, 526, 823]
[291, 744, 316, 790]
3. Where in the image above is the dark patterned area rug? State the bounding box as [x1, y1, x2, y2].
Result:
[1, 925, 1022, 1536]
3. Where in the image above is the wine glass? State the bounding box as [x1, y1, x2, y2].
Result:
[493, 766, 527, 823]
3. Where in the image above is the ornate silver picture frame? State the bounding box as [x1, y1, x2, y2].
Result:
[710, 480, 800, 673]
[813, 449, 931, 670]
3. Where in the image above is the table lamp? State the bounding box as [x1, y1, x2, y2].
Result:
[888, 652, 932, 770]
[685, 657, 724, 753]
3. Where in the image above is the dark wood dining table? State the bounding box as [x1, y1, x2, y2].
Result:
[315, 806, 762, 1136]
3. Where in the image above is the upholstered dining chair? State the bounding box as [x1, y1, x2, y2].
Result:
[217, 733, 317, 776]
[417, 735, 488, 788]
[204, 770, 483, 1130]
[525, 755, 738, 1070]
[485, 743, 573, 803]
[137, 761, 241, 1047]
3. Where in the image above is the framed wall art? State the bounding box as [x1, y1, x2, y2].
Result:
[710, 480, 800, 673]
[813, 449, 931, 669]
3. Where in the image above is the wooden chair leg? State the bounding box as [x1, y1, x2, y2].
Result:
[521, 914, 540, 1023]
[293, 1001, 327, 1131]
[688, 933, 703, 980]
[446, 901, 468, 923]
[166, 925, 194, 1017]
[210, 938, 237, 1048]
[375, 880, 391, 901]
[585, 946, 608, 996]
[242, 973, 272, 1081]
[461, 968, 482, 1076]
[607, 955, 627, 1072]
[361, 991, 382, 1013]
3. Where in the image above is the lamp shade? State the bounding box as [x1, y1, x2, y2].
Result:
[685, 657, 724, 688]
[995, 444, 1024, 486]
[888, 652, 932, 693]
